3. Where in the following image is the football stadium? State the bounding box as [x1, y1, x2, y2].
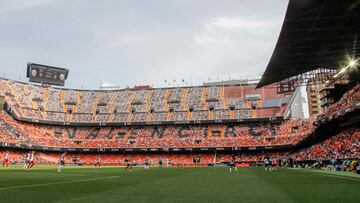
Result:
[0, 0, 359, 202]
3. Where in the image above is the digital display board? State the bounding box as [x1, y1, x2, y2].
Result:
[27, 63, 69, 86]
[277, 80, 295, 94]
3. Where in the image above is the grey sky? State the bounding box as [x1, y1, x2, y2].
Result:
[0, 0, 288, 89]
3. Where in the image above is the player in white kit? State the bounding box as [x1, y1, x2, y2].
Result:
[58, 152, 66, 172]
[27, 151, 35, 170]
[2, 152, 10, 167]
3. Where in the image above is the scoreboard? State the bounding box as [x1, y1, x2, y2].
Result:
[27, 63, 69, 86]
[277, 79, 296, 94]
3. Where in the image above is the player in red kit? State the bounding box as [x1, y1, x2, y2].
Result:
[95, 155, 101, 168]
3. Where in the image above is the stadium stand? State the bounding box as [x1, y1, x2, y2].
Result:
[0, 111, 313, 149]
[293, 128, 360, 161]
[0, 78, 289, 124]
[0, 77, 358, 166]
[321, 83, 360, 118]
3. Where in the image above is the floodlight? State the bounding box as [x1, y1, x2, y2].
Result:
[349, 60, 356, 67]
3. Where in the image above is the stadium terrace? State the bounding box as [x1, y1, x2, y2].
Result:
[0, 77, 290, 125]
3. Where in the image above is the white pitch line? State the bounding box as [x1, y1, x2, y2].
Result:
[0, 176, 120, 191]
[0, 171, 90, 177]
[295, 169, 360, 182]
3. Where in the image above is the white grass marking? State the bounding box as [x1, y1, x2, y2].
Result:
[296, 169, 360, 182]
[0, 176, 120, 190]
[0, 171, 90, 177]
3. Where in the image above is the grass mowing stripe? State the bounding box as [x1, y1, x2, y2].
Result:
[0, 175, 120, 190]
[293, 169, 360, 182]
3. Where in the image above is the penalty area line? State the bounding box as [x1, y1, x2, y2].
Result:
[0, 175, 120, 190]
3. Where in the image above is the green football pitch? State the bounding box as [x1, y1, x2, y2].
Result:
[0, 166, 359, 203]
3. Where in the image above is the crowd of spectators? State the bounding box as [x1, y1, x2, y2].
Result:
[1, 126, 357, 167]
[321, 83, 360, 118]
[0, 150, 215, 166]
[0, 78, 287, 124]
[292, 128, 360, 161]
[0, 111, 313, 149]
[0, 149, 293, 166]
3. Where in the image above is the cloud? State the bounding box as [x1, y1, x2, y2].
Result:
[0, 0, 288, 89]
[205, 16, 280, 31]
[0, 0, 60, 12]
[175, 15, 283, 82]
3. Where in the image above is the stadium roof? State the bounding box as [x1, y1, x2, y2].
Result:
[257, 0, 360, 88]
